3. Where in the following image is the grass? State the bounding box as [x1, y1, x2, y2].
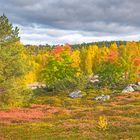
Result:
[0, 91, 140, 140]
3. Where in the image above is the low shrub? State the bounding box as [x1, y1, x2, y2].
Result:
[50, 76, 89, 92]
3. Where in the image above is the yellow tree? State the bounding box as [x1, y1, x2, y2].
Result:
[71, 50, 81, 76]
[85, 45, 98, 75]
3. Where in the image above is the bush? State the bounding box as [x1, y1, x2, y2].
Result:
[97, 63, 126, 89]
[0, 80, 33, 107]
[51, 76, 89, 92]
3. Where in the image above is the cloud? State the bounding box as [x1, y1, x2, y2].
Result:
[0, 0, 140, 44]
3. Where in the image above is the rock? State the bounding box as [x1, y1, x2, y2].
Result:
[31, 86, 38, 90]
[122, 85, 135, 93]
[28, 82, 46, 90]
[94, 94, 110, 101]
[138, 82, 140, 86]
[69, 90, 83, 98]
[28, 83, 38, 90]
[90, 79, 99, 83]
[89, 75, 99, 83]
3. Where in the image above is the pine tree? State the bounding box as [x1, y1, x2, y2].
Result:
[0, 15, 31, 107]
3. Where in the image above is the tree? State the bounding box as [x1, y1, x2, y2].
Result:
[0, 15, 31, 107]
[41, 46, 77, 90]
[84, 45, 98, 75]
[71, 50, 81, 76]
[0, 14, 19, 45]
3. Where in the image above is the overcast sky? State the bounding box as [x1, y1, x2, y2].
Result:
[0, 0, 140, 45]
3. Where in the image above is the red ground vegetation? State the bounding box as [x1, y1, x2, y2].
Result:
[0, 105, 70, 122]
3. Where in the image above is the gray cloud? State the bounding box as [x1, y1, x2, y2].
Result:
[0, 0, 140, 44]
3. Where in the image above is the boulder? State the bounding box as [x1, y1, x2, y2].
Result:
[69, 90, 83, 98]
[122, 85, 135, 93]
[94, 94, 110, 101]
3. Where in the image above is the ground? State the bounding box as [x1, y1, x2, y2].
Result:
[0, 91, 140, 140]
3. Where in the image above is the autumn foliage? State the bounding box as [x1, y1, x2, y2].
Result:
[23, 42, 140, 90]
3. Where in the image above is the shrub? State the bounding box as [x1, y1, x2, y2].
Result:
[98, 116, 108, 131]
[97, 62, 126, 89]
[53, 76, 89, 92]
[0, 80, 33, 107]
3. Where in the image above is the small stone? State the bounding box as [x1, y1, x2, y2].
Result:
[28, 82, 47, 90]
[94, 95, 110, 101]
[122, 85, 135, 93]
[69, 90, 83, 98]
[90, 79, 99, 83]
[31, 86, 37, 90]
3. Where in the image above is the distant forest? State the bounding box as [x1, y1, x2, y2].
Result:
[25, 40, 132, 49]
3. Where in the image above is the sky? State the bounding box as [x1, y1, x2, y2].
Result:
[0, 0, 140, 45]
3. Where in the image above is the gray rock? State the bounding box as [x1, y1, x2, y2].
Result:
[89, 75, 99, 83]
[94, 94, 110, 101]
[31, 86, 38, 90]
[69, 90, 83, 98]
[90, 79, 99, 83]
[122, 85, 135, 93]
[28, 82, 46, 90]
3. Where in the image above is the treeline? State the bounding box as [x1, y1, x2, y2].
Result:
[25, 40, 128, 50]
[72, 41, 127, 48]
[0, 15, 140, 107]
